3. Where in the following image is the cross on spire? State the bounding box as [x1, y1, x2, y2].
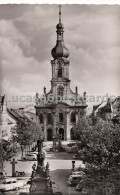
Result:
[58, 4, 62, 23]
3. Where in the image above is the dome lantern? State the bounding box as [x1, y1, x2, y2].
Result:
[51, 5, 69, 59]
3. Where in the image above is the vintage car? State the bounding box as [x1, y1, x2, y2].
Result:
[67, 175, 83, 186]
[0, 178, 24, 192]
[23, 153, 37, 161]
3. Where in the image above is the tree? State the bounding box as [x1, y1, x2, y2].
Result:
[76, 117, 120, 194]
[15, 118, 43, 157]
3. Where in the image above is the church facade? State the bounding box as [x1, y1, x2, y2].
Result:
[35, 7, 87, 141]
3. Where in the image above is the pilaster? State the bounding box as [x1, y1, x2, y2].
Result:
[65, 109, 70, 140]
[43, 113, 47, 141]
[52, 112, 57, 137]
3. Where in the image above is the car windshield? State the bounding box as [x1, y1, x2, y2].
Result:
[72, 177, 77, 180]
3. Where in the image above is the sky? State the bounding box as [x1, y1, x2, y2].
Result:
[0, 4, 120, 109]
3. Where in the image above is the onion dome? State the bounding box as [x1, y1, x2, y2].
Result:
[56, 22, 64, 29]
[51, 36, 69, 58]
[51, 5, 69, 59]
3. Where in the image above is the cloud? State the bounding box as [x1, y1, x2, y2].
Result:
[0, 4, 120, 108]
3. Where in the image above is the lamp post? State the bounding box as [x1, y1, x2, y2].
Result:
[10, 158, 17, 177]
[72, 160, 75, 171]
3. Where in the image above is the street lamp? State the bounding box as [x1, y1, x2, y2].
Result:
[72, 160, 75, 171]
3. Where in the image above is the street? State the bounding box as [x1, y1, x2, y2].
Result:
[3, 148, 84, 195]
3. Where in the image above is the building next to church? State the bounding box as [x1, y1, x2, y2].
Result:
[92, 96, 120, 123]
[0, 95, 8, 140]
[0, 95, 36, 141]
[35, 7, 88, 141]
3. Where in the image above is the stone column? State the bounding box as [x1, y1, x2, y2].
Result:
[52, 112, 57, 137]
[65, 109, 70, 140]
[43, 113, 47, 141]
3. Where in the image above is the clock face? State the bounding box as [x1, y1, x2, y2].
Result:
[57, 60, 63, 66]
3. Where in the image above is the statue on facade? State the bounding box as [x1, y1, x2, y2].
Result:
[36, 92, 39, 105]
[83, 91, 87, 101]
[43, 87, 46, 94]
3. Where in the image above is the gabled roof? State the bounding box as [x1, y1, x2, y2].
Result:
[7, 109, 21, 121]
[8, 108, 36, 124]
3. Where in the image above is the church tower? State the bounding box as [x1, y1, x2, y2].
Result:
[51, 5, 71, 101]
[35, 5, 87, 141]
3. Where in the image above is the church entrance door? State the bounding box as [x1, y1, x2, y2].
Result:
[47, 128, 53, 141]
[59, 128, 64, 140]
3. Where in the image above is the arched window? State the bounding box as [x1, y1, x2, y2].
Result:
[71, 112, 76, 123]
[39, 113, 43, 124]
[57, 85, 64, 96]
[58, 65, 62, 77]
[47, 113, 53, 124]
[59, 113, 64, 123]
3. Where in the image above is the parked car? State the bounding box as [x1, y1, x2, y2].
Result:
[30, 148, 47, 155]
[67, 175, 83, 186]
[29, 151, 38, 155]
[15, 171, 25, 177]
[0, 178, 24, 192]
[23, 154, 37, 161]
[72, 171, 85, 176]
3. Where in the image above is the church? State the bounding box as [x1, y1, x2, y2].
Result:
[35, 6, 87, 141]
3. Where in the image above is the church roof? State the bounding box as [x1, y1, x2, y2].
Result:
[51, 5, 69, 59]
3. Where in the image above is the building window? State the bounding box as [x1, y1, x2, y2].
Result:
[58, 65, 62, 77]
[59, 113, 64, 123]
[71, 112, 76, 123]
[47, 113, 53, 124]
[57, 85, 64, 96]
[39, 113, 43, 124]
